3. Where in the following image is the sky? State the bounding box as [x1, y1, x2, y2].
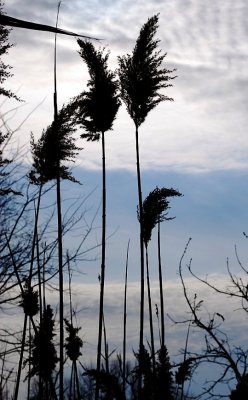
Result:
[1, 0, 248, 397]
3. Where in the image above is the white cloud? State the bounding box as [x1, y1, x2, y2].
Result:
[1, 270, 247, 397]
[2, 0, 248, 174]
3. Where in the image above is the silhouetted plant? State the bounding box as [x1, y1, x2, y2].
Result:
[155, 345, 174, 400]
[29, 78, 81, 396]
[139, 187, 182, 248]
[84, 369, 125, 400]
[0, 1, 19, 100]
[75, 41, 120, 139]
[29, 305, 58, 377]
[0, 129, 12, 196]
[122, 239, 130, 395]
[118, 17, 175, 392]
[64, 319, 83, 362]
[0, 1, 22, 198]
[28, 102, 80, 186]
[26, 305, 58, 399]
[118, 14, 175, 127]
[178, 239, 248, 398]
[137, 187, 182, 373]
[175, 358, 193, 386]
[230, 374, 248, 400]
[75, 40, 120, 400]
[132, 345, 155, 400]
[19, 281, 39, 318]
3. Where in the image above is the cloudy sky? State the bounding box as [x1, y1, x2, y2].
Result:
[2, 0, 248, 396]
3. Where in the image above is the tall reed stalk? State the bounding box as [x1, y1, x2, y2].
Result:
[157, 221, 165, 348]
[53, 5, 65, 397]
[118, 15, 175, 396]
[145, 246, 156, 372]
[73, 40, 120, 399]
[123, 239, 130, 396]
[141, 187, 182, 365]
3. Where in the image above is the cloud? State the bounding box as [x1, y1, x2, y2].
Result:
[17, 273, 244, 362]
[1, 269, 247, 396]
[2, 0, 248, 174]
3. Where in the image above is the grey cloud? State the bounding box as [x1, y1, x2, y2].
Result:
[1, 272, 247, 396]
[3, 0, 248, 173]
[6, 0, 248, 69]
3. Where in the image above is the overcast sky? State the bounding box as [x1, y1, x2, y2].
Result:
[2, 0, 248, 396]
[4, 0, 248, 172]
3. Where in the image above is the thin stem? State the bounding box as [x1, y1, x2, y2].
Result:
[27, 319, 31, 400]
[96, 130, 106, 400]
[158, 221, 165, 348]
[135, 123, 145, 398]
[145, 246, 155, 373]
[123, 239, 130, 397]
[103, 313, 109, 373]
[54, 3, 64, 399]
[56, 175, 64, 400]
[75, 361, 81, 400]
[28, 184, 42, 284]
[36, 233, 43, 324]
[13, 314, 28, 400]
[42, 245, 46, 311]
[181, 322, 191, 400]
[36, 239, 43, 399]
[67, 252, 73, 325]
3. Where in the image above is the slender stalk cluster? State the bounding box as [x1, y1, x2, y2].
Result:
[118, 16, 176, 396]
[26, 305, 58, 382]
[74, 40, 120, 400]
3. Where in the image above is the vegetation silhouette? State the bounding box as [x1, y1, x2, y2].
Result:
[118, 14, 176, 396]
[1, 2, 247, 399]
[138, 187, 182, 375]
[73, 39, 120, 400]
[0, 1, 20, 101]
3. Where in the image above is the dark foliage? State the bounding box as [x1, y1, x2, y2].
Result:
[155, 345, 174, 400]
[19, 281, 39, 317]
[175, 358, 193, 385]
[133, 345, 155, 400]
[118, 14, 175, 127]
[28, 101, 80, 185]
[132, 344, 174, 400]
[138, 187, 182, 246]
[0, 1, 20, 100]
[84, 369, 125, 400]
[0, 131, 22, 196]
[26, 305, 58, 380]
[64, 318, 83, 362]
[74, 40, 120, 140]
[229, 374, 248, 399]
[0, 131, 10, 170]
[0, 1, 22, 197]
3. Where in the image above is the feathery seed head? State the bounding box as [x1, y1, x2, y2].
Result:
[74, 40, 120, 140]
[139, 186, 182, 246]
[28, 101, 80, 185]
[118, 14, 176, 127]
